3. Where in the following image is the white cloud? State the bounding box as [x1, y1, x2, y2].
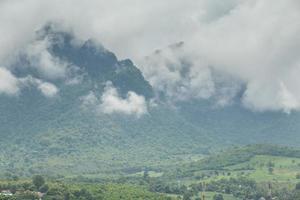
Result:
[140, 44, 215, 102]
[37, 82, 58, 97]
[100, 82, 148, 117]
[80, 91, 99, 110]
[0, 67, 58, 98]
[140, 0, 300, 112]
[81, 82, 148, 117]
[242, 81, 300, 114]
[183, 0, 300, 112]
[25, 38, 68, 79]
[1, 0, 300, 112]
[0, 67, 19, 95]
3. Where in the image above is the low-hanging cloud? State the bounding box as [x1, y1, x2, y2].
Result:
[81, 82, 148, 117]
[1, 0, 300, 112]
[140, 44, 216, 102]
[36, 81, 58, 98]
[23, 76, 59, 97]
[0, 67, 19, 95]
[25, 38, 68, 80]
[0, 67, 59, 98]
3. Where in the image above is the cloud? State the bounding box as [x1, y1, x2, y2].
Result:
[80, 91, 99, 110]
[81, 82, 148, 117]
[242, 81, 299, 114]
[1, 0, 300, 112]
[19, 76, 59, 98]
[0, 67, 19, 95]
[25, 38, 68, 79]
[139, 0, 300, 112]
[183, 0, 300, 112]
[140, 44, 216, 102]
[100, 82, 148, 117]
[0, 67, 59, 97]
[37, 82, 58, 97]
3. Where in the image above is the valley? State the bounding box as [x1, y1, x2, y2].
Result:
[1, 144, 300, 199]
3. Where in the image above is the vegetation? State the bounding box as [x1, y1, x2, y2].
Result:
[1, 145, 300, 199]
[0, 177, 174, 200]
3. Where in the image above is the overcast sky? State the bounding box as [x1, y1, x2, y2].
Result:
[1, 0, 300, 113]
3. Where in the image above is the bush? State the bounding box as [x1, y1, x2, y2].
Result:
[213, 194, 224, 200]
[296, 183, 300, 190]
[32, 175, 45, 189]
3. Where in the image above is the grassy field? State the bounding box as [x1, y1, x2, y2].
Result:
[163, 192, 238, 200]
[178, 154, 300, 187]
[198, 192, 238, 200]
[225, 155, 300, 183]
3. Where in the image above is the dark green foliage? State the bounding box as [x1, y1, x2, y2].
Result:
[213, 194, 224, 200]
[39, 184, 49, 193]
[296, 182, 300, 190]
[0, 197, 16, 200]
[268, 167, 274, 174]
[32, 175, 45, 189]
[15, 191, 39, 200]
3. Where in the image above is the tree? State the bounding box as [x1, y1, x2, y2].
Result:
[182, 192, 192, 200]
[15, 191, 39, 200]
[39, 184, 49, 193]
[32, 175, 45, 189]
[0, 195, 16, 200]
[267, 161, 275, 168]
[143, 170, 150, 183]
[213, 194, 224, 200]
[296, 182, 300, 190]
[268, 167, 274, 174]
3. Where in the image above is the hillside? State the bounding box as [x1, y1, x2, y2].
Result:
[144, 144, 300, 200]
[1, 145, 300, 200]
[0, 27, 214, 178]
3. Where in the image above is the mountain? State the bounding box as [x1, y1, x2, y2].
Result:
[0, 26, 213, 178]
[1, 26, 300, 179]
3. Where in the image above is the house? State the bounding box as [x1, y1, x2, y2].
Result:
[0, 190, 13, 196]
[37, 192, 45, 200]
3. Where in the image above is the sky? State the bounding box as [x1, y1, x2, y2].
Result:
[0, 0, 300, 114]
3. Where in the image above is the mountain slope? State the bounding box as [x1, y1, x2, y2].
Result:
[0, 28, 213, 178]
[1, 27, 300, 178]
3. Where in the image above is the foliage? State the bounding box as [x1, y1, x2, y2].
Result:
[0, 177, 174, 200]
[32, 175, 45, 189]
[213, 194, 224, 200]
